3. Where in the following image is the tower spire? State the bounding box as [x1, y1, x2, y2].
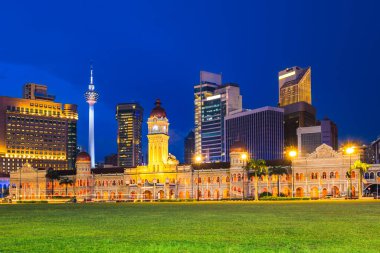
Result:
[90, 65, 94, 85]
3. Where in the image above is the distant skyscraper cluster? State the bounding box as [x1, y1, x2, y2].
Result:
[188, 66, 339, 163]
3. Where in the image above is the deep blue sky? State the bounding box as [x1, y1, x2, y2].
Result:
[1, 0, 379, 162]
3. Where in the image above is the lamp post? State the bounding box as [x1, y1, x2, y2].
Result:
[194, 154, 202, 201]
[288, 150, 297, 198]
[345, 146, 355, 199]
[241, 153, 248, 200]
[19, 167, 22, 201]
[153, 178, 157, 202]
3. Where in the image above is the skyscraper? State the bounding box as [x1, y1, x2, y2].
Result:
[0, 84, 78, 173]
[278, 66, 311, 107]
[297, 118, 338, 155]
[84, 67, 99, 168]
[194, 72, 242, 162]
[184, 130, 195, 164]
[116, 103, 143, 167]
[201, 84, 242, 162]
[283, 102, 317, 148]
[225, 107, 284, 161]
[279, 66, 316, 148]
[194, 71, 222, 156]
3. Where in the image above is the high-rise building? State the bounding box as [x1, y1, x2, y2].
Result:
[369, 137, 380, 164]
[202, 84, 242, 162]
[225, 107, 284, 161]
[0, 84, 78, 173]
[278, 66, 315, 149]
[283, 102, 316, 148]
[116, 102, 143, 167]
[194, 71, 242, 162]
[278, 66, 311, 107]
[184, 130, 195, 164]
[297, 118, 338, 155]
[84, 67, 99, 168]
[23, 83, 56, 101]
[194, 71, 222, 157]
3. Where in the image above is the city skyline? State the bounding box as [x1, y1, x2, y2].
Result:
[1, 1, 380, 162]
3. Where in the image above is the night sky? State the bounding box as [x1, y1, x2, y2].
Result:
[1, 1, 380, 163]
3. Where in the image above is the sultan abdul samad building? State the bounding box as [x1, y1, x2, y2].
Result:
[9, 99, 365, 201]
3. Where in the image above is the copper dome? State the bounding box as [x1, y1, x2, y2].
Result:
[76, 151, 91, 162]
[150, 99, 167, 118]
[230, 140, 246, 153]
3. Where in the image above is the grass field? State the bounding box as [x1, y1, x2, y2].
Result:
[0, 201, 380, 253]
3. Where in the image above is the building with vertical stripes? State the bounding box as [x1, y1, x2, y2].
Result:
[224, 106, 284, 161]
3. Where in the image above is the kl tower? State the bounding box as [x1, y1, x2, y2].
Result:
[84, 66, 99, 168]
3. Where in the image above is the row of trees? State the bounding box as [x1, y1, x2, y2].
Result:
[244, 159, 370, 200]
[243, 159, 288, 201]
[45, 168, 74, 197]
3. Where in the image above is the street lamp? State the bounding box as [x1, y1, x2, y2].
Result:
[345, 146, 355, 199]
[194, 154, 202, 201]
[241, 153, 248, 200]
[288, 149, 297, 198]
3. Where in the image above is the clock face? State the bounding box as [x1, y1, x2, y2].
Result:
[153, 125, 158, 131]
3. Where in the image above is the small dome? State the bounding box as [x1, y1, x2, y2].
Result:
[230, 140, 246, 153]
[76, 152, 91, 162]
[150, 99, 167, 118]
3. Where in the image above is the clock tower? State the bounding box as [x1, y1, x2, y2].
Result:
[147, 99, 170, 172]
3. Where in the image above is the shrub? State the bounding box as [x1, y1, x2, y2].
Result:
[259, 192, 273, 198]
[259, 196, 310, 201]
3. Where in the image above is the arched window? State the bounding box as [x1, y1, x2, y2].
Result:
[322, 172, 327, 179]
[364, 172, 369, 179]
[296, 173, 300, 181]
[335, 172, 339, 179]
[351, 171, 356, 179]
[237, 174, 242, 182]
[207, 177, 211, 183]
[216, 177, 220, 183]
[330, 172, 335, 179]
[226, 176, 230, 183]
[370, 172, 375, 179]
[311, 173, 315, 180]
[300, 173, 304, 181]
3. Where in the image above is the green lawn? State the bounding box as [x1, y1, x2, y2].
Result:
[0, 201, 379, 253]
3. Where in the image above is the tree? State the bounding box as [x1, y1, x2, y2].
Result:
[244, 159, 267, 201]
[350, 160, 370, 199]
[59, 177, 74, 197]
[46, 168, 60, 198]
[269, 166, 289, 197]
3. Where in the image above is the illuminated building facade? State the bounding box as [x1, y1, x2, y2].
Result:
[0, 84, 78, 173]
[7, 100, 364, 201]
[116, 103, 143, 167]
[84, 67, 99, 168]
[278, 66, 311, 107]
